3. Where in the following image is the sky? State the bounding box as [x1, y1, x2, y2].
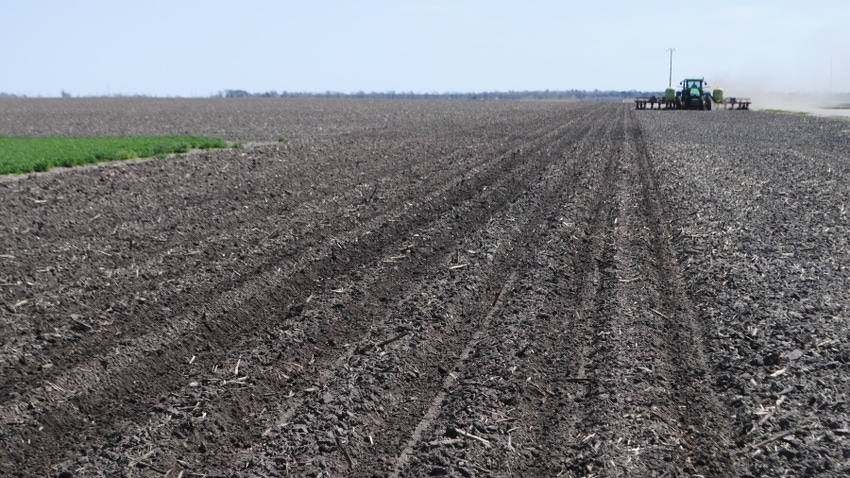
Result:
[2, 0, 848, 98]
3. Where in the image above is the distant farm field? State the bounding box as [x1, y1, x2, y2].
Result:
[1, 98, 848, 477]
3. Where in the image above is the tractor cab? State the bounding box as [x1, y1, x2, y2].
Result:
[683, 78, 704, 90]
[683, 79, 703, 98]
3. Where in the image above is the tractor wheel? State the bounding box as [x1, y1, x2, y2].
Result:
[706, 98, 712, 111]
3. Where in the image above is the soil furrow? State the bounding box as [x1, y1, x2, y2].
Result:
[389, 107, 622, 477]
[0, 108, 580, 379]
[391, 271, 519, 477]
[0, 104, 598, 476]
[625, 109, 735, 474]
[207, 108, 602, 476]
[0, 129, 512, 367]
[4, 99, 845, 477]
[0, 105, 586, 379]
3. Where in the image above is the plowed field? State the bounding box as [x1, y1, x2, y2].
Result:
[1, 99, 848, 477]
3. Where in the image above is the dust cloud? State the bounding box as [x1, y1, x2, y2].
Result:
[707, 73, 850, 118]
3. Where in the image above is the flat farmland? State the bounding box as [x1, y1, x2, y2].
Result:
[1, 98, 849, 477]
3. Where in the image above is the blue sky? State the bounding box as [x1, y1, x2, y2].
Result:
[2, 0, 847, 97]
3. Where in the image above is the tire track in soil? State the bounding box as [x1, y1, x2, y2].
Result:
[391, 271, 519, 477]
[393, 104, 623, 477]
[563, 108, 734, 476]
[0, 106, 599, 476]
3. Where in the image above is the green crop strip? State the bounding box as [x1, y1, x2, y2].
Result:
[0, 136, 229, 174]
[762, 109, 809, 116]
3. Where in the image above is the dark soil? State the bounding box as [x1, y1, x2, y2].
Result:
[0, 98, 848, 477]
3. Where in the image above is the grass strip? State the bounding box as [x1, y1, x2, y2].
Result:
[762, 109, 810, 116]
[0, 136, 229, 174]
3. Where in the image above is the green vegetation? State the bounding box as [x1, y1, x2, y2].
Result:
[0, 136, 228, 174]
[278, 136, 289, 143]
[763, 109, 810, 116]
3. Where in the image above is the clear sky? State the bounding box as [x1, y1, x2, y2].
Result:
[2, 0, 847, 97]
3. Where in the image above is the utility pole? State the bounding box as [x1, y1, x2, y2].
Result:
[667, 48, 677, 87]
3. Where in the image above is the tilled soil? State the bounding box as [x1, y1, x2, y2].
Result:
[1, 99, 848, 477]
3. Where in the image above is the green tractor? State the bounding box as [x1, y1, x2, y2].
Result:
[665, 78, 723, 110]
